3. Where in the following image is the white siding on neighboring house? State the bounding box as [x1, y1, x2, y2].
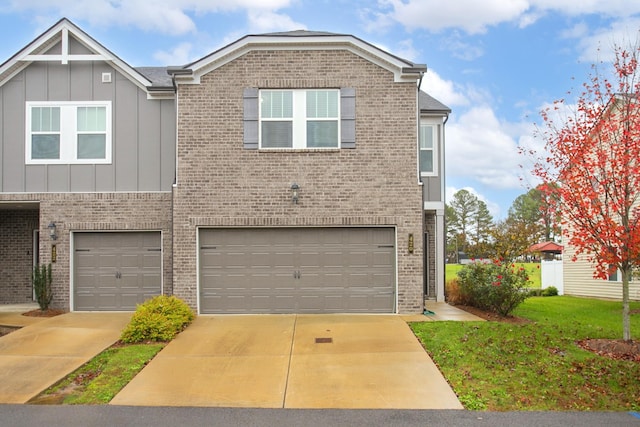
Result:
[563, 243, 640, 301]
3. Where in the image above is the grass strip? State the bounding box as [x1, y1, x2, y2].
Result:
[34, 343, 164, 404]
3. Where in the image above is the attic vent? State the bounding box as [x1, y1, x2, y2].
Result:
[102, 72, 112, 83]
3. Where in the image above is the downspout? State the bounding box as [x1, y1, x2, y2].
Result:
[418, 70, 425, 93]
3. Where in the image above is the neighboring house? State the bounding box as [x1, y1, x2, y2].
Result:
[561, 95, 640, 302]
[0, 18, 450, 314]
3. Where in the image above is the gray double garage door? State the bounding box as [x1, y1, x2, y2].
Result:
[199, 227, 396, 314]
[73, 227, 396, 313]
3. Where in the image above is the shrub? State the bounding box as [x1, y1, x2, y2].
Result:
[528, 288, 543, 297]
[32, 263, 53, 311]
[120, 295, 195, 344]
[457, 260, 531, 316]
[445, 277, 469, 305]
[542, 286, 559, 297]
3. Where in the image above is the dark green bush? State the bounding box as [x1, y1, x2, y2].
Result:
[32, 263, 53, 311]
[528, 288, 543, 297]
[120, 295, 195, 344]
[542, 286, 559, 297]
[457, 260, 531, 316]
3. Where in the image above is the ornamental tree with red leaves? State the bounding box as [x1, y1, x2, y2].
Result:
[530, 44, 640, 342]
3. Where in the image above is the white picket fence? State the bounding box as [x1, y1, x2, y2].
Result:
[540, 260, 563, 295]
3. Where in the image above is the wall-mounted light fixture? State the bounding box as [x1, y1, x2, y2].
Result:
[47, 222, 57, 240]
[290, 183, 300, 204]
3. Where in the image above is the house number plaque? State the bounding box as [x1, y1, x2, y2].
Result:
[408, 233, 414, 254]
[51, 245, 57, 263]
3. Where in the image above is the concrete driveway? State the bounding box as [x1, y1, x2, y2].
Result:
[0, 312, 131, 404]
[111, 315, 463, 409]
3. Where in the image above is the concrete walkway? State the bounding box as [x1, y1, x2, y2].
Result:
[0, 311, 131, 403]
[111, 314, 464, 409]
[423, 301, 485, 321]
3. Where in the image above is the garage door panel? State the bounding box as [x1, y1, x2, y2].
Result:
[73, 232, 162, 311]
[199, 227, 395, 314]
[143, 254, 161, 268]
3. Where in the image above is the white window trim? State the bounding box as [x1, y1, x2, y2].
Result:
[419, 120, 439, 177]
[26, 101, 112, 164]
[259, 89, 340, 149]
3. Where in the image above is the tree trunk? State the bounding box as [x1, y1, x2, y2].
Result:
[622, 268, 631, 342]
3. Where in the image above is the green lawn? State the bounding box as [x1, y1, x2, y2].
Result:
[446, 262, 542, 289]
[411, 296, 640, 411]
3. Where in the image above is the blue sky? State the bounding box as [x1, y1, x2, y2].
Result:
[1, 0, 639, 219]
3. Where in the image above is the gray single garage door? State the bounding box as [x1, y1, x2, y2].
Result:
[199, 227, 395, 314]
[74, 232, 162, 311]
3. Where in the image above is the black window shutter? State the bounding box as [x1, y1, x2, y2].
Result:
[340, 87, 356, 149]
[243, 88, 259, 149]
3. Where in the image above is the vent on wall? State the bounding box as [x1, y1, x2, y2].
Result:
[102, 72, 112, 83]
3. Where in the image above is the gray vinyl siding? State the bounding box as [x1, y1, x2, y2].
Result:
[1, 80, 24, 192]
[0, 37, 175, 193]
[422, 177, 442, 202]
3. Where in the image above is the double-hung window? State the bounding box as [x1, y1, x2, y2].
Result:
[419, 122, 439, 176]
[26, 101, 111, 164]
[260, 89, 339, 149]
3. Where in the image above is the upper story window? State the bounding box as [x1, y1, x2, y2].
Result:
[419, 122, 439, 176]
[26, 101, 112, 164]
[260, 89, 339, 149]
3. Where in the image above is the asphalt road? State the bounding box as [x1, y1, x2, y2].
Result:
[0, 406, 638, 427]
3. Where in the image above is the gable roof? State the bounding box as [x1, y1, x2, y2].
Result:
[528, 242, 563, 254]
[170, 30, 427, 84]
[0, 18, 173, 97]
[419, 91, 451, 115]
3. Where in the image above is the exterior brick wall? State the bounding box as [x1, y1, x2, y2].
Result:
[0, 209, 39, 303]
[173, 49, 424, 313]
[0, 192, 172, 310]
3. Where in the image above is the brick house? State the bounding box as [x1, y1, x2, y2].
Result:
[0, 19, 449, 314]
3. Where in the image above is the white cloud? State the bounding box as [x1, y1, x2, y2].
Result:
[153, 42, 194, 65]
[560, 21, 589, 39]
[395, 39, 420, 62]
[421, 70, 469, 107]
[446, 106, 523, 190]
[358, 4, 395, 34]
[369, 0, 640, 35]
[571, 17, 640, 63]
[246, 9, 306, 33]
[442, 34, 484, 61]
[383, 0, 530, 34]
[529, 0, 640, 17]
[5, 0, 296, 35]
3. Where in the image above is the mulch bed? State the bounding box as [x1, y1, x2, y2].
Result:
[577, 339, 640, 362]
[454, 303, 640, 363]
[22, 309, 66, 317]
[454, 304, 531, 324]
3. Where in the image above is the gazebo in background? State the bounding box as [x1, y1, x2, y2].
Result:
[528, 242, 564, 294]
[528, 242, 563, 260]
